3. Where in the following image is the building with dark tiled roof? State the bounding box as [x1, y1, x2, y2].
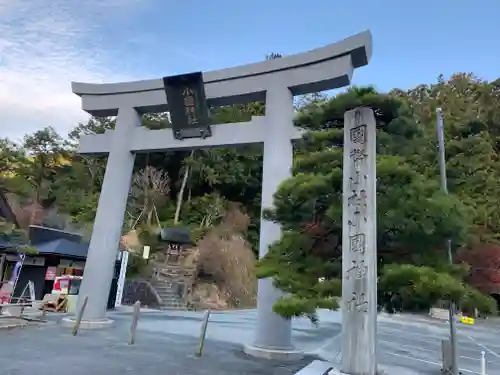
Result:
[0, 195, 122, 307]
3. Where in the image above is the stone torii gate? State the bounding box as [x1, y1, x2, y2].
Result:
[65, 30, 372, 360]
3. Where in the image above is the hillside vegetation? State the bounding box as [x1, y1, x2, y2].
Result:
[1, 73, 500, 315]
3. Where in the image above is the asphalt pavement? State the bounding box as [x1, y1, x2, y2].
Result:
[376, 314, 500, 374]
[0, 308, 498, 374]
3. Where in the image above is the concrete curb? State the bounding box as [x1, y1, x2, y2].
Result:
[0, 320, 28, 330]
[61, 316, 114, 329]
[243, 344, 304, 361]
[0, 324, 24, 330]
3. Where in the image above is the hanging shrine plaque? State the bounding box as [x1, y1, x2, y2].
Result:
[163, 72, 211, 140]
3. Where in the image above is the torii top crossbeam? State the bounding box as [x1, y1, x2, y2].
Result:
[72, 31, 372, 117]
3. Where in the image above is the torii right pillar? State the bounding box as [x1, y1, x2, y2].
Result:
[341, 107, 378, 375]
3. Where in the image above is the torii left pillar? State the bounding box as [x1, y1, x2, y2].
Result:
[64, 107, 141, 328]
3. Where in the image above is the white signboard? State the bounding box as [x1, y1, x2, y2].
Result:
[142, 245, 150, 260]
[114, 251, 129, 308]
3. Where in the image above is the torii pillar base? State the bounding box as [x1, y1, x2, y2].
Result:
[243, 344, 304, 361]
[61, 317, 114, 330]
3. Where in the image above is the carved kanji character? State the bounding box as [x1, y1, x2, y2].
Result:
[183, 95, 195, 107]
[182, 87, 194, 97]
[349, 171, 360, 192]
[349, 233, 366, 254]
[345, 292, 368, 313]
[350, 124, 367, 144]
[347, 189, 367, 215]
[185, 106, 198, 124]
[350, 148, 368, 171]
[346, 260, 367, 280]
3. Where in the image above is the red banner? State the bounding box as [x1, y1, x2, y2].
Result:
[45, 267, 57, 281]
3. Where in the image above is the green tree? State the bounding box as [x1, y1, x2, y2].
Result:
[379, 264, 496, 315]
[68, 117, 116, 143]
[16, 127, 69, 206]
[256, 87, 473, 320]
[392, 74, 500, 241]
[0, 138, 25, 190]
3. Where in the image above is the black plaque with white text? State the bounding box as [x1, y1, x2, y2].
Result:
[163, 72, 211, 140]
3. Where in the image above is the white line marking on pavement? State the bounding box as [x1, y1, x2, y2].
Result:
[379, 339, 500, 364]
[380, 330, 500, 352]
[385, 352, 481, 375]
[378, 331, 447, 347]
[458, 354, 500, 364]
[379, 331, 439, 341]
[383, 341, 472, 358]
[378, 339, 500, 363]
[467, 334, 500, 359]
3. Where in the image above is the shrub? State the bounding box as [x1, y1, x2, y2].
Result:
[195, 203, 257, 308]
[379, 263, 496, 315]
[459, 286, 498, 316]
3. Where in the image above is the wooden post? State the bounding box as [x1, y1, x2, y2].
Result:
[195, 309, 211, 357]
[0, 254, 5, 283]
[129, 300, 141, 345]
[72, 295, 88, 336]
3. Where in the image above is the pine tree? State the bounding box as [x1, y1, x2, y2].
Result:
[256, 87, 475, 320]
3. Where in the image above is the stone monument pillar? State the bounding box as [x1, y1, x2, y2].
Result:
[341, 107, 377, 375]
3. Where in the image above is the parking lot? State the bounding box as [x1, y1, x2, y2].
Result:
[377, 314, 500, 374]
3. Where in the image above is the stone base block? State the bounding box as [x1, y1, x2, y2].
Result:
[243, 344, 304, 361]
[429, 307, 449, 320]
[61, 316, 114, 329]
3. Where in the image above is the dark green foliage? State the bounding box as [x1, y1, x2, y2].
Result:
[380, 264, 497, 315]
[257, 83, 496, 321]
[0, 218, 36, 254]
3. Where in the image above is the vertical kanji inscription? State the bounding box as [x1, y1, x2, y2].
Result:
[341, 107, 377, 375]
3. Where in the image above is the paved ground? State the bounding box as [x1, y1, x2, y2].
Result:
[376, 314, 500, 374]
[0, 308, 499, 374]
[0, 317, 26, 329]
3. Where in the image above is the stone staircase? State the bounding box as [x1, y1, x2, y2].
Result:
[151, 280, 187, 310]
[150, 263, 196, 311]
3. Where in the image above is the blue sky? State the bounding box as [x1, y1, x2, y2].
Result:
[1, 0, 499, 140]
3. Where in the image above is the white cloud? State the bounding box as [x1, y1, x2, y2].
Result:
[0, 0, 141, 141]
